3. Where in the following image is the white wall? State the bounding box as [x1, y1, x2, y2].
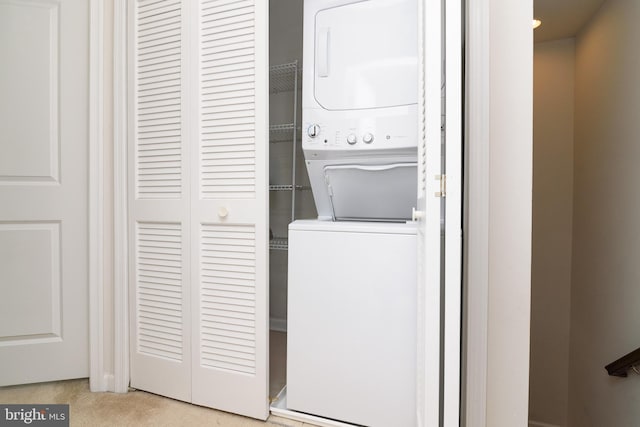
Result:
[465, 0, 533, 425]
[486, 0, 533, 423]
[570, 0, 640, 425]
[530, 38, 575, 427]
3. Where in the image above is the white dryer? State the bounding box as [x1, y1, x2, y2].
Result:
[302, 0, 419, 222]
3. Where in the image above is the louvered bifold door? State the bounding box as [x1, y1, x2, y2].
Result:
[129, 0, 192, 403]
[190, 0, 269, 420]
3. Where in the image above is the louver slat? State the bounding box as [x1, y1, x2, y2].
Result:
[200, 224, 256, 374]
[137, 222, 183, 361]
[136, 0, 182, 199]
[200, 1, 256, 199]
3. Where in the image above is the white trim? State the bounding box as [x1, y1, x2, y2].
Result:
[113, 0, 129, 394]
[463, 0, 490, 425]
[529, 421, 563, 427]
[89, 0, 106, 393]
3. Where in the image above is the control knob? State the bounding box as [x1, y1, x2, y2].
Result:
[307, 124, 320, 138]
[347, 134, 357, 145]
[363, 132, 374, 144]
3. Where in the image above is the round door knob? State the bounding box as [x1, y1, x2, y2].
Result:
[307, 124, 320, 138]
[218, 207, 229, 218]
[347, 134, 357, 145]
[363, 132, 374, 144]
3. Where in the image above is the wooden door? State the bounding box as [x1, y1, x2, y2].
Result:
[128, 0, 192, 402]
[189, 0, 269, 419]
[0, 0, 89, 386]
[129, 0, 269, 419]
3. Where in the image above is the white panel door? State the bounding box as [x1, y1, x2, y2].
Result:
[190, 0, 269, 419]
[128, 0, 269, 419]
[0, 0, 89, 385]
[128, 0, 192, 402]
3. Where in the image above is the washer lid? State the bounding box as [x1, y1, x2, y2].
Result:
[314, 0, 418, 111]
[324, 163, 417, 221]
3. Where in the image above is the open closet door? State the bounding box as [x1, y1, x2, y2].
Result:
[443, 0, 463, 425]
[129, 0, 269, 419]
[190, 0, 269, 420]
[416, 0, 464, 425]
[415, 0, 443, 426]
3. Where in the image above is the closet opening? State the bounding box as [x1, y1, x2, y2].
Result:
[267, 1, 422, 426]
[125, 0, 454, 424]
[267, 0, 311, 407]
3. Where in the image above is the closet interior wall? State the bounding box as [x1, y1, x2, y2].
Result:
[269, 0, 315, 331]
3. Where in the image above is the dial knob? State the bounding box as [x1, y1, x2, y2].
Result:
[347, 134, 357, 145]
[363, 132, 374, 144]
[307, 124, 320, 138]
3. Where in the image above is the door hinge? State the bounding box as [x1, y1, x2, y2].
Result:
[435, 174, 446, 198]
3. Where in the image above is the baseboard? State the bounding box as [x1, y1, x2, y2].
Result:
[270, 317, 287, 332]
[529, 420, 563, 427]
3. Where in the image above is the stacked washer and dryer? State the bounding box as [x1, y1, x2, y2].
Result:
[286, 0, 419, 426]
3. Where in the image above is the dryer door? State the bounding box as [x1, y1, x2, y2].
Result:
[314, 0, 418, 111]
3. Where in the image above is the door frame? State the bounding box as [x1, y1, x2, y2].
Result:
[89, 0, 107, 392]
[112, 0, 130, 394]
[95, 0, 535, 424]
[88, 0, 130, 394]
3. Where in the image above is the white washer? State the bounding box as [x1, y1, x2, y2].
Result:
[302, 0, 419, 222]
[287, 220, 417, 427]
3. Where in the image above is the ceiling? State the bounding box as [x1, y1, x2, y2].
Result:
[534, 0, 606, 43]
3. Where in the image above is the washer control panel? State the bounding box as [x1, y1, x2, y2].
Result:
[302, 106, 417, 152]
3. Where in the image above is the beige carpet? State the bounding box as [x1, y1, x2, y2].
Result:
[0, 379, 308, 427]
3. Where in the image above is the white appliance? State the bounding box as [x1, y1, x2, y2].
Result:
[302, 0, 419, 222]
[287, 220, 417, 427]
